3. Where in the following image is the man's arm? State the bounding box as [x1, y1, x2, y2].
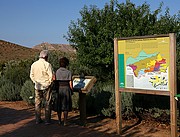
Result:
[30, 65, 35, 83]
[47, 63, 53, 83]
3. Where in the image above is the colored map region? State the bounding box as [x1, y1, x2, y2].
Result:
[126, 50, 168, 90]
[127, 50, 167, 78]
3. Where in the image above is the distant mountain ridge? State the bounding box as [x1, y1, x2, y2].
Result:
[32, 42, 76, 53]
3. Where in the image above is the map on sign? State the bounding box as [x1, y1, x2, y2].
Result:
[118, 37, 170, 91]
[73, 77, 91, 89]
[72, 76, 97, 93]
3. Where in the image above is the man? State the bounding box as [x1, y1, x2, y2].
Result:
[30, 50, 53, 125]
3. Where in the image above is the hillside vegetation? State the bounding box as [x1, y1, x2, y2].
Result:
[0, 40, 39, 63]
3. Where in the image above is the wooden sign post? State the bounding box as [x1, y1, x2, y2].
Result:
[114, 34, 177, 136]
[73, 75, 97, 126]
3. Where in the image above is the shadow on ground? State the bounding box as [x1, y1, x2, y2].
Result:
[0, 101, 171, 137]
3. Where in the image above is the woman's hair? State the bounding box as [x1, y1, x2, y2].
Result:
[59, 57, 69, 67]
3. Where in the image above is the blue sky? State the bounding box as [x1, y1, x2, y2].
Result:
[0, 0, 179, 48]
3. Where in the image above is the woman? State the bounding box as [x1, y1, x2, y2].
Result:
[55, 57, 73, 126]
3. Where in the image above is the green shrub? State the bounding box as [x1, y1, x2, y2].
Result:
[3, 59, 33, 86]
[71, 92, 79, 110]
[20, 80, 35, 105]
[93, 90, 113, 115]
[101, 84, 135, 118]
[86, 91, 96, 114]
[100, 82, 115, 117]
[85, 81, 116, 117]
[121, 92, 135, 118]
[0, 77, 21, 101]
[133, 94, 170, 110]
[101, 91, 115, 117]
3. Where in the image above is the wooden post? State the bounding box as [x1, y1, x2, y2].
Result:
[169, 33, 177, 137]
[114, 38, 122, 134]
[79, 92, 87, 126]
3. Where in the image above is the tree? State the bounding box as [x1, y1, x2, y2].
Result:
[66, 1, 116, 81]
[65, 0, 180, 82]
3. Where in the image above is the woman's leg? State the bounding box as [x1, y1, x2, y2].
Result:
[63, 111, 68, 126]
[57, 111, 62, 124]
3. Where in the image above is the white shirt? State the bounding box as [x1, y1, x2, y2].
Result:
[30, 58, 53, 90]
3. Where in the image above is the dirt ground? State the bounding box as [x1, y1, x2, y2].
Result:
[0, 101, 178, 137]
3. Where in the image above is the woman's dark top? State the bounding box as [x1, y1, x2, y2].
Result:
[55, 67, 72, 111]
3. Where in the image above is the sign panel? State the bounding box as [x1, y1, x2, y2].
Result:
[118, 36, 170, 91]
[73, 77, 91, 89]
[72, 76, 96, 93]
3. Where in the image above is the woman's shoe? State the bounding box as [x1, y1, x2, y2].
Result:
[36, 119, 43, 124]
[63, 121, 67, 126]
[58, 121, 62, 126]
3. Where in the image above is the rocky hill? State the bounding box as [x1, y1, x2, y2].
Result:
[0, 40, 76, 63]
[32, 42, 76, 53]
[0, 40, 39, 63]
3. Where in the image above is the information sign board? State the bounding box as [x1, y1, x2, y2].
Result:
[118, 36, 170, 91]
[73, 76, 96, 93]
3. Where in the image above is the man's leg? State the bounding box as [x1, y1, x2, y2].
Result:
[35, 89, 43, 124]
[44, 86, 52, 124]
